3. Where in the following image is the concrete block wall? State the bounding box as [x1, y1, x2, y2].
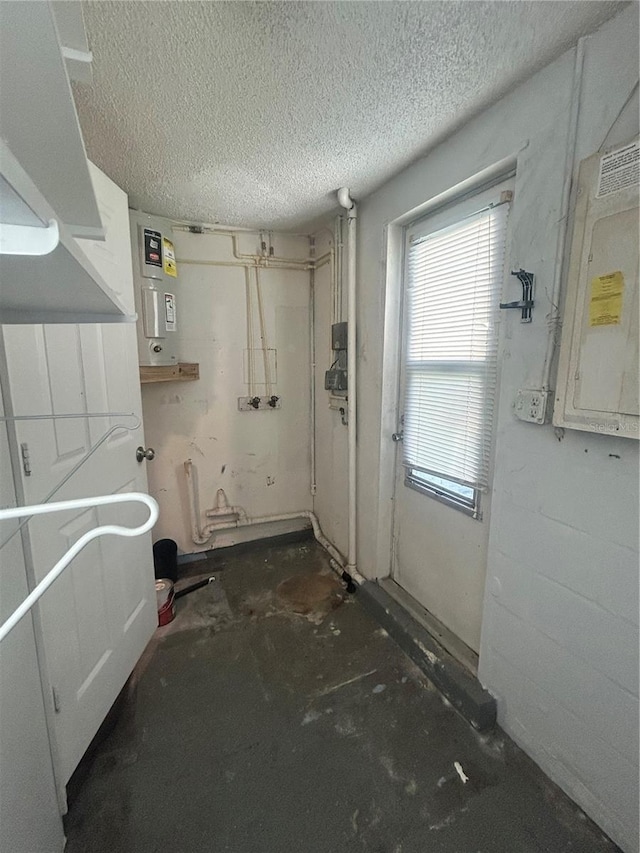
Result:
[343, 6, 639, 850]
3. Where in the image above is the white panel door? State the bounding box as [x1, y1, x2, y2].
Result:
[0, 389, 64, 853]
[0, 167, 157, 785]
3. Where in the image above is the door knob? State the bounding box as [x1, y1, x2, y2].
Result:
[391, 431, 404, 442]
[136, 446, 155, 462]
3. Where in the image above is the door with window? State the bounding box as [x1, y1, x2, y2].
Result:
[391, 182, 512, 654]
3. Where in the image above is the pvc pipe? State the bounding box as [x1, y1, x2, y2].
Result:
[176, 250, 334, 275]
[184, 462, 247, 544]
[204, 488, 247, 524]
[541, 37, 585, 392]
[254, 267, 273, 397]
[178, 257, 312, 271]
[337, 188, 358, 576]
[171, 221, 311, 239]
[336, 215, 344, 323]
[309, 237, 317, 497]
[0, 492, 158, 644]
[171, 225, 314, 266]
[182, 461, 363, 583]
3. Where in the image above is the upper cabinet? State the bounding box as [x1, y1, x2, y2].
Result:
[0, 0, 134, 324]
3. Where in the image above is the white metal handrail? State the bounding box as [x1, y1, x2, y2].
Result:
[0, 492, 159, 644]
[0, 413, 141, 553]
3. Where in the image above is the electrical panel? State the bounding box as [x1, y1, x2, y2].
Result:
[554, 138, 639, 438]
[130, 210, 179, 366]
[331, 321, 348, 351]
[325, 322, 348, 392]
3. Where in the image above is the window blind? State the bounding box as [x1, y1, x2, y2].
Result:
[402, 202, 509, 492]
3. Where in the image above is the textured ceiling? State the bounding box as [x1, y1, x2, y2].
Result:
[74, 1, 624, 231]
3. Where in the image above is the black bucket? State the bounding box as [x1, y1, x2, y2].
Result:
[153, 539, 178, 583]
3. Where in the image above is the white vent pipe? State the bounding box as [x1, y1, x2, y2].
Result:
[337, 187, 358, 578]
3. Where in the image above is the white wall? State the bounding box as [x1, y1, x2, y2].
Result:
[141, 225, 313, 555]
[0, 390, 63, 853]
[346, 6, 638, 851]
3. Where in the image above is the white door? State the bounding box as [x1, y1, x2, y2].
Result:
[0, 166, 157, 785]
[391, 181, 512, 654]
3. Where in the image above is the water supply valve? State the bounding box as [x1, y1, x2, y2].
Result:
[237, 395, 282, 411]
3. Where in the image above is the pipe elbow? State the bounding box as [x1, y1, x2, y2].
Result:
[337, 187, 357, 218]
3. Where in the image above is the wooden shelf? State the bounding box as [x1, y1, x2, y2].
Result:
[140, 363, 199, 384]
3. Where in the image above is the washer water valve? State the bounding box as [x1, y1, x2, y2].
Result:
[237, 395, 282, 411]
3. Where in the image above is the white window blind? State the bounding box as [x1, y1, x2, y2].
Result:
[402, 202, 509, 493]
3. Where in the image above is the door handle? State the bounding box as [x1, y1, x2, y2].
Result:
[391, 431, 404, 442]
[136, 446, 155, 462]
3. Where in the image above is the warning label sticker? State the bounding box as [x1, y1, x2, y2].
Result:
[589, 271, 624, 327]
[163, 238, 177, 277]
[165, 293, 176, 331]
[596, 140, 639, 198]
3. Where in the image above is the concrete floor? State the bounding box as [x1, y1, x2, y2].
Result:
[64, 536, 619, 853]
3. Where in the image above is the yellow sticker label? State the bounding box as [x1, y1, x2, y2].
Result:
[163, 238, 177, 278]
[589, 271, 624, 327]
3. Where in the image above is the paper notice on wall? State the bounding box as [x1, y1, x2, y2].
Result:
[596, 140, 639, 198]
[589, 271, 624, 327]
[165, 293, 176, 331]
[163, 238, 177, 277]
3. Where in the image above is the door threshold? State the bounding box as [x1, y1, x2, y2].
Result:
[380, 578, 479, 676]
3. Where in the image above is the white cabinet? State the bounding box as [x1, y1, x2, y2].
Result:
[0, 1, 133, 324]
[0, 0, 101, 237]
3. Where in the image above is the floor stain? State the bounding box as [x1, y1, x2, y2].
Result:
[276, 571, 344, 621]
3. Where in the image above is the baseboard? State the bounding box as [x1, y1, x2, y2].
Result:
[358, 580, 496, 732]
[177, 527, 315, 565]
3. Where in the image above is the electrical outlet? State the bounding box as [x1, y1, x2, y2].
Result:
[237, 395, 281, 411]
[514, 389, 549, 424]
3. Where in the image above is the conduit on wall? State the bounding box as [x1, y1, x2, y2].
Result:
[337, 188, 358, 579]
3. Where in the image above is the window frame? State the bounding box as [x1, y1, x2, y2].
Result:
[399, 181, 513, 519]
[405, 468, 482, 519]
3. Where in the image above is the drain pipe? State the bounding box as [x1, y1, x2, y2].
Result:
[184, 461, 364, 584]
[184, 462, 247, 545]
[309, 236, 317, 497]
[337, 187, 358, 582]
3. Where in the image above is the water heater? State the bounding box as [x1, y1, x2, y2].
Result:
[130, 210, 179, 366]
